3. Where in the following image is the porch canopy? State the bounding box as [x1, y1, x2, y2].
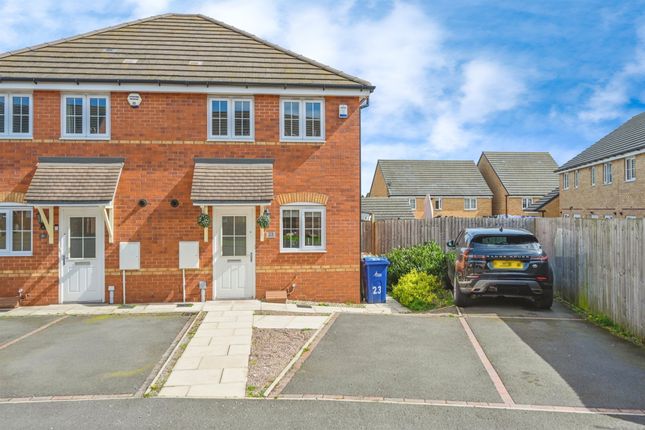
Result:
[25, 157, 124, 243]
[190, 158, 274, 206]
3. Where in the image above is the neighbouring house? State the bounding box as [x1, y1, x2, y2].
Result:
[526, 188, 560, 217]
[361, 197, 415, 221]
[368, 160, 493, 218]
[477, 152, 559, 216]
[556, 113, 644, 219]
[0, 14, 374, 306]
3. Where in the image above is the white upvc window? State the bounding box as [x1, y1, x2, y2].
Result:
[280, 99, 325, 142]
[61, 94, 110, 139]
[280, 204, 326, 252]
[522, 197, 534, 210]
[0, 94, 33, 138]
[464, 197, 477, 211]
[408, 198, 416, 210]
[434, 198, 442, 211]
[563, 173, 569, 190]
[0, 207, 33, 256]
[207, 97, 254, 140]
[625, 157, 636, 182]
[591, 166, 596, 186]
[603, 162, 612, 184]
[574, 170, 579, 188]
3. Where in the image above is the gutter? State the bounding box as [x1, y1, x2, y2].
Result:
[0, 76, 376, 92]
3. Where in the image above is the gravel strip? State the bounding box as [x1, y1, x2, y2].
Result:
[247, 329, 313, 397]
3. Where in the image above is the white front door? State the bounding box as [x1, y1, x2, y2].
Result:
[59, 207, 104, 303]
[213, 206, 256, 299]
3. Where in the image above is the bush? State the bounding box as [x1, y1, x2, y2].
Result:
[386, 241, 448, 287]
[391, 270, 452, 311]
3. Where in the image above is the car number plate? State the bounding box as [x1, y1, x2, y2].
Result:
[492, 260, 523, 269]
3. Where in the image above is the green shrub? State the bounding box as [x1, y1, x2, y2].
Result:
[386, 241, 448, 287]
[391, 270, 452, 311]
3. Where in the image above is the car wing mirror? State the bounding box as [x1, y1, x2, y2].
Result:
[446, 240, 455, 249]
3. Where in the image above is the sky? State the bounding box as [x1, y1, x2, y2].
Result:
[1, 0, 645, 194]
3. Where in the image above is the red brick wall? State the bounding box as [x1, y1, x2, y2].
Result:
[0, 91, 361, 305]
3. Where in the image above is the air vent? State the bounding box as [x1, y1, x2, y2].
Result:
[103, 48, 117, 53]
[188, 60, 203, 66]
[123, 58, 139, 64]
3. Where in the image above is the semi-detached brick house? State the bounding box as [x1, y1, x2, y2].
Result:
[0, 14, 374, 305]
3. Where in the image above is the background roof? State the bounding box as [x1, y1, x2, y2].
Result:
[361, 197, 415, 220]
[480, 152, 559, 196]
[0, 14, 372, 89]
[557, 113, 645, 171]
[377, 160, 493, 197]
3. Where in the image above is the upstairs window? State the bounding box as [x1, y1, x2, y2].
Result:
[591, 166, 596, 186]
[464, 197, 477, 211]
[574, 170, 579, 188]
[603, 162, 612, 184]
[563, 173, 569, 190]
[434, 198, 442, 211]
[0, 208, 32, 256]
[0, 94, 32, 138]
[62, 95, 109, 139]
[281, 99, 324, 141]
[625, 157, 636, 182]
[280, 205, 326, 252]
[409, 198, 416, 210]
[208, 98, 253, 140]
[522, 197, 534, 210]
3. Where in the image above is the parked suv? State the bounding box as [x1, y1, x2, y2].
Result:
[446, 228, 553, 308]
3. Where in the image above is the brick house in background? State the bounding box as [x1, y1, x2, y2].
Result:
[368, 160, 493, 218]
[477, 152, 559, 217]
[556, 113, 644, 219]
[0, 14, 373, 305]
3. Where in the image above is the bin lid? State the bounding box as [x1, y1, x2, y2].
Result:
[362, 256, 390, 265]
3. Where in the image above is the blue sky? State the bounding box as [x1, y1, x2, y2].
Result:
[2, 0, 645, 193]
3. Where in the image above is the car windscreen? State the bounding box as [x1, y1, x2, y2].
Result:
[470, 234, 541, 250]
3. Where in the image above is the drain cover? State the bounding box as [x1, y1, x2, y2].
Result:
[296, 304, 312, 309]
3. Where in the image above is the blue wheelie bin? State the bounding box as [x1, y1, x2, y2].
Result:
[362, 256, 390, 303]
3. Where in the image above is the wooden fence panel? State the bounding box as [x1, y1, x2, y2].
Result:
[535, 218, 644, 340]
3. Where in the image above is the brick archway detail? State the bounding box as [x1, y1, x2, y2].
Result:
[275, 192, 328, 205]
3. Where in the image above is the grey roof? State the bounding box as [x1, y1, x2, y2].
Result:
[191, 159, 274, 204]
[25, 157, 124, 205]
[479, 152, 559, 196]
[377, 160, 493, 197]
[0, 14, 373, 90]
[361, 197, 415, 220]
[526, 187, 559, 212]
[557, 112, 645, 172]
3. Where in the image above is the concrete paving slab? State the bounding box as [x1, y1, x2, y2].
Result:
[0, 316, 59, 344]
[478, 317, 645, 409]
[283, 314, 501, 402]
[165, 369, 223, 386]
[187, 382, 246, 398]
[199, 355, 249, 369]
[0, 314, 190, 397]
[221, 368, 248, 383]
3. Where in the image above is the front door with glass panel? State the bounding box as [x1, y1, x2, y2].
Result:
[60, 208, 104, 303]
[213, 206, 255, 299]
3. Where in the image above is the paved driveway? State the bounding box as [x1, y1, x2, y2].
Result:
[0, 314, 192, 398]
[282, 300, 645, 414]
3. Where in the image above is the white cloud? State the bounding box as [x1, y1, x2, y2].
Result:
[579, 25, 645, 122]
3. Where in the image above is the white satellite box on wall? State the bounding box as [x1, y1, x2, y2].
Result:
[119, 242, 140, 270]
[179, 241, 200, 269]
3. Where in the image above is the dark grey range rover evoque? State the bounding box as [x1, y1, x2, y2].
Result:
[446, 228, 554, 309]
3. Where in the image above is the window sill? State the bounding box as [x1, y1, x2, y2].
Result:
[280, 139, 326, 144]
[0, 252, 33, 257]
[0, 135, 33, 140]
[279, 249, 327, 254]
[59, 136, 111, 141]
[625, 178, 636, 183]
[207, 137, 255, 142]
